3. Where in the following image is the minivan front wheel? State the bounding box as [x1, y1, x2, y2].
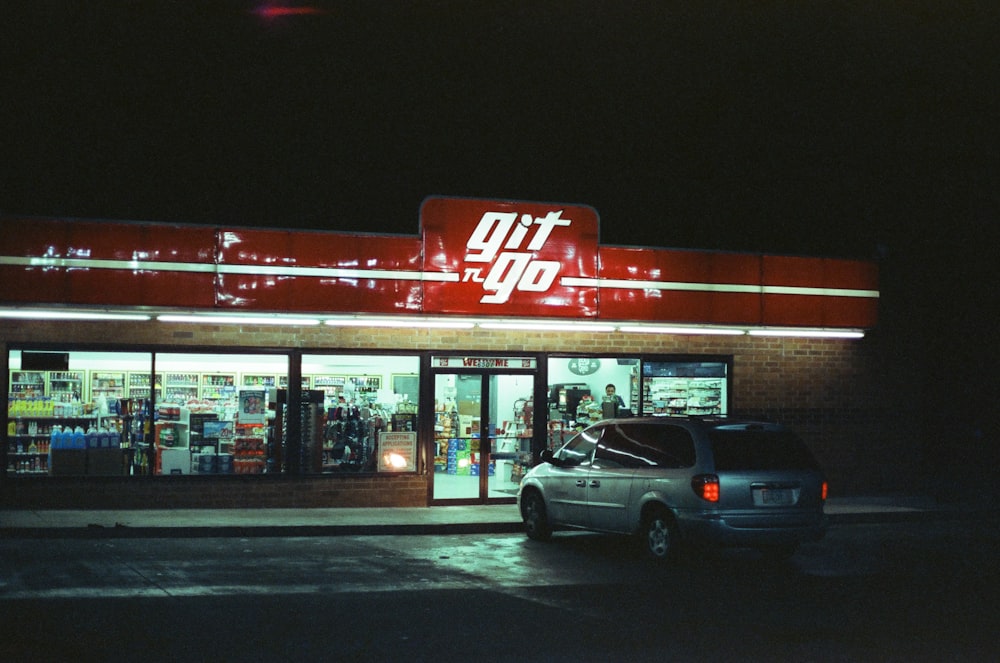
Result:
[642, 507, 679, 561]
[521, 490, 552, 541]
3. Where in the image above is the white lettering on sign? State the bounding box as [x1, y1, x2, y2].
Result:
[463, 210, 571, 304]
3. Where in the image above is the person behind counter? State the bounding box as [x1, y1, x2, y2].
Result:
[602, 383, 627, 418]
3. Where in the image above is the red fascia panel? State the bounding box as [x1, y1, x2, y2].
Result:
[597, 247, 763, 324]
[761, 255, 879, 328]
[0, 219, 216, 307]
[216, 228, 421, 270]
[762, 294, 879, 328]
[599, 246, 761, 284]
[762, 255, 878, 290]
[215, 228, 423, 313]
[0, 218, 214, 263]
[599, 289, 763, 325]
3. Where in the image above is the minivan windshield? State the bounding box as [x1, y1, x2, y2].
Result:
[708, 429, 820, 471]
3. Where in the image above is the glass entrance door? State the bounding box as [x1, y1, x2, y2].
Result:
[431, 372, 535, 503]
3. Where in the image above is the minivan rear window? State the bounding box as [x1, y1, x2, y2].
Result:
[708, 429, 820, 471]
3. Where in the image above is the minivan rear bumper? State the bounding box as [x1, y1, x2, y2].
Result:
[677, 509, 829, 546]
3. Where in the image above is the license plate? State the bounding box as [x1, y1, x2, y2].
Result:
[757, 488, 793, 506]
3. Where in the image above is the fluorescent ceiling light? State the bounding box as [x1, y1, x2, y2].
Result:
[157, 314, 320, 326]
[0, 309, 152, 321]
[479, 321, 617, 332]
[747, 328, 865, 339]
[618, 325, 746, 335]
[325, 318, 475, 329]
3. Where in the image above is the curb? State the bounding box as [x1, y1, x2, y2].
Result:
[0, 521, 527, 539]
[3, 508, 996, 539]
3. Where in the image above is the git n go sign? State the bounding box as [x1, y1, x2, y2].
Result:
[420, 197, 600, 318]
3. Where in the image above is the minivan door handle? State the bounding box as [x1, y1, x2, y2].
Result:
[575, 480, 586, 488]
[589, 480, 600, 488]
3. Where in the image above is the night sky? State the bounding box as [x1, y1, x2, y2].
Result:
[2, 2, 998, 416]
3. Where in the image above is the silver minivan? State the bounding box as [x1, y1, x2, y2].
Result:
[517, 417, 828, 560]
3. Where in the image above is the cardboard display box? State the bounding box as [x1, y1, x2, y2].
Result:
[50, 449, 87, 476]
[87, 448, 126, 476]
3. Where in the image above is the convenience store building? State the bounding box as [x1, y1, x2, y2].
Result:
[1, 197, 900, 510]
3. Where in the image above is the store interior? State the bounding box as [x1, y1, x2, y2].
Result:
[7, 350, 727, 485]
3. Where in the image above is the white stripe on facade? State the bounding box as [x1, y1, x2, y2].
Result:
[561, 276, 879, 299]
[1, 256, 878, 298]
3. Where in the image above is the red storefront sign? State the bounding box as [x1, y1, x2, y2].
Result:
[0, 199, 879, 328]
[421, 197, 599, 318]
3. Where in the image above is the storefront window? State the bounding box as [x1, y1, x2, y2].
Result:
[153, 352, 290, 476]
[302, 354, 420, 474]
[545, 357, 641, 452]
[542, 357, 731, 454]
[6, 350, 154, 477]
[6, 349, 422, 479]
[641, 361, 728, 416]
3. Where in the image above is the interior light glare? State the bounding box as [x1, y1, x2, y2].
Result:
[325, 318, 475, 329]
[479, 322, 617, 332]
[0, 310, 152, 321]
[383, 453, 409, 469]
[157, 315, 320, 326]
[747, 329, 865, 339]
[618, 325, 746, 335]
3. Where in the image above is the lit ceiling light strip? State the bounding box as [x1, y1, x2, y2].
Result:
[2, 309, 867, 338]
[618, 325, 746, 335]
[325, 318, 475, 329]
[0, 310, 152, 321]
[747, 328, 865, 339]
[478, 321, 617, 332]
[157, 314, 321, 326]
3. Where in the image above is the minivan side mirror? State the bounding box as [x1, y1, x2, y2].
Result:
[539, 448, 555, 465]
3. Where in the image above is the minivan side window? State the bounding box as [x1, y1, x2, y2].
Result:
[556, 427, 600, 467]
[596, 423, 696, 469]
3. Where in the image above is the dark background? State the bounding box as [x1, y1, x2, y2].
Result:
[2, 2, 997, 474]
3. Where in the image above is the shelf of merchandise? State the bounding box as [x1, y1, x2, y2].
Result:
[280, 375, 312, 390]
[47, 371, 86, 403]
[642, 377, 723, 416]
[163, 373, 199, 404]
[153, 414, 189, 475]
[347, 375, 382, 401]
[232, 422, 266, 474]
[9, 371, 46, 399]
[4, 413, 102, 477]
[200, 373, 237, 402]
[128, 372, 162, 401]
[6, 419, 52, 475]
[312, 375, 346, 408]
[629, 368, 641, 414]
[433, 409, 460, 472]
[91, 371, 126, 403]
[241, 374, 276, 389]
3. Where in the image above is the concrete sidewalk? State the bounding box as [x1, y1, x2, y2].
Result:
[0, 495, 993, 539]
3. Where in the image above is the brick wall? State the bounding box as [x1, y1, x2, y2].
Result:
[2, 474, 429, 509]
[1, 319, 918, 505]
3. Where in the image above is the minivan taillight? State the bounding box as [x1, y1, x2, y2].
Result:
[691, 474, 720, 502]
[821, 481, 829, 501]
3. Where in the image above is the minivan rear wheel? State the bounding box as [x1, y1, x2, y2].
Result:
[641, 507, 679, 561]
